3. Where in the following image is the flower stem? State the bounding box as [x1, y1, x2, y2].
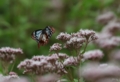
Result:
[9, 61, 15, 72]
[67, 67, 74, 82]
[0, 60, 4, 74]
[30, 74, 36, 82]
[81, 40, 88, 54]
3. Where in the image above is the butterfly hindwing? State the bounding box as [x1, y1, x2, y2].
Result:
[44, 26, 55, 38]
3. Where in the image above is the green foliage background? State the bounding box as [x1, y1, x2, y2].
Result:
[0, 0, 119, 73]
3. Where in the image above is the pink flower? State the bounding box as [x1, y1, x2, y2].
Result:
[57, 53, 68, 59]
[36, 73, 60, 82]
[0, 47, 23, 54]
[18, 54, 67, 74]
[63, 57, 79, 66]
[83, 50, 104, 60]
[71, 32, 81, 38]
[9, 72, 17, 76]
[109, 50, 120, 61]
[64, 37, 86, 49]
[102, 20, 120, 35]
[79, 29, 98, 41]
[96, 12, 116, 25]
[0, 47, 23, 63]
[56, 32, 71, 41]
[32, 55, 46, 61]
[50, 43, 62, 52]
[95, 36, 120, 49]
[81, 63, 120, 82]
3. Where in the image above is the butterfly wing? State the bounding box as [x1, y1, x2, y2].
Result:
[44, 26, 55, 39]
[31, 29, 43, 48]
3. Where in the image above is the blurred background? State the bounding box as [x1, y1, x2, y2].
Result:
[0, 0, 120, 74]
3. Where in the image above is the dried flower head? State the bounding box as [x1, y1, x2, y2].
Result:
[50, 43, 62, 52]
[83, 50, 104, 60]
[56, 32, 71, 41]
[97, 12, 116, 25]
[0, 47, 23, 63]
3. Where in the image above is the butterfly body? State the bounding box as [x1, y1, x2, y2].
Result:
[31, 26, 55, 48]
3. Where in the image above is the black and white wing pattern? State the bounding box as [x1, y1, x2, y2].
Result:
[43, 26, 55, 38]
[31, 29, 43, 42]
[31, 26, 55, 48]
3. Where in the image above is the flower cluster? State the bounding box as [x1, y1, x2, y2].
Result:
[51, 53, 68, 60]
[64, 37, 86, 49]
[81, 63, 120, 82]
[0, 47, 23, 63]
[56, 29, 97, 50]
[50, 43, 62, 52]
[18, 53, 68, 75]
[109, 50, 120, 62]
[95, 12, 120, 49]
[77, 11, 120, 82]
[18, 52, 83, 76]
[36, 73, 60, 82]
[79, 29, 97, 41]
[63, 56, 79, 66]
[56, 32, 71, 41]
[0, 72, 20, 82]
[95, 37, 120, 49]
[96, 12, 116, 25]
[102, 20, 120, 35]
[83, 50, 104, 60]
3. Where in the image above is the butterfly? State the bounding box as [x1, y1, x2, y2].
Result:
[31, 26, 55, 48]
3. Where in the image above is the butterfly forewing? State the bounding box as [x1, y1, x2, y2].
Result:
[35, 30, 43, 41]
[44, 27, 52, 38]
